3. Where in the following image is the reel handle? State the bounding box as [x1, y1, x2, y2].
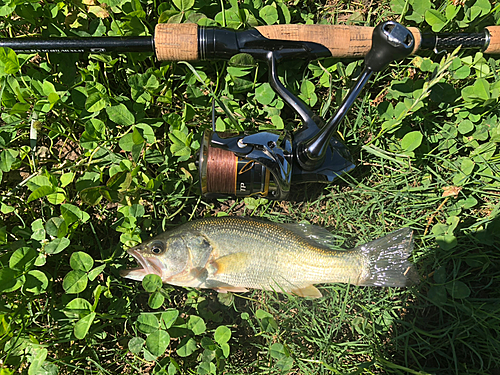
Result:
[296, 21, 414, 171]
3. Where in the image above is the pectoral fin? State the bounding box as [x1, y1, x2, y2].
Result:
[211, 252, 251, 275]
[291, 284, 322, 298]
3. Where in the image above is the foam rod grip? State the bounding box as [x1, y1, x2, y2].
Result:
[155, 23, 198, 61]
[256, 25, 422, 57]
[485, 26, 500, 54]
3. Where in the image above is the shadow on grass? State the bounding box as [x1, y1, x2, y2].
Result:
[389, 214, 500, 375]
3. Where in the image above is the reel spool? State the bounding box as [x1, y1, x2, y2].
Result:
[198, 130, 293, 200]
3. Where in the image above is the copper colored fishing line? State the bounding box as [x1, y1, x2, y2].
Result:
[206, 145, 237, 194]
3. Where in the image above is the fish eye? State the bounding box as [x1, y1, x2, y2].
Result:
[150, 242, 165, 255]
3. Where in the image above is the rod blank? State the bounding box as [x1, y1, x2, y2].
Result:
[0, 36, 154, 54]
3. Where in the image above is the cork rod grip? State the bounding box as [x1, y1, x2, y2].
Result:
[155, 23, 198, 61]
[485, 26, 500, 54]
[256, 24, 422, 57]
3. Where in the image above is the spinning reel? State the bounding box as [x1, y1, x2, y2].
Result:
[198, 21, 415, 200]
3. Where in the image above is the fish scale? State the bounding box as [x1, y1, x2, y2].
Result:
[121, 216, 417, 298]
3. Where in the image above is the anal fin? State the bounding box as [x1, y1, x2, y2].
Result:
[291, 284, 322, 298]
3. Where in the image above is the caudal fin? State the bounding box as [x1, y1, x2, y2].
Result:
[357, 228, 418, 287]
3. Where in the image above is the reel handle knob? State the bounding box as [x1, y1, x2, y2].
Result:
[364, 21, 414, 72]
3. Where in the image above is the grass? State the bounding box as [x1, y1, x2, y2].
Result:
[1, 0, 500, 374]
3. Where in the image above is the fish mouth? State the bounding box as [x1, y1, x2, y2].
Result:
[120, 247, 164, 282]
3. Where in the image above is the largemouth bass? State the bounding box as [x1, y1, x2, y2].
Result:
[121, 217, 416, 298]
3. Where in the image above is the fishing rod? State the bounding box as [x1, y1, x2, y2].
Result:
[2, 23, 499, 57]
[2, 22, 499, 200]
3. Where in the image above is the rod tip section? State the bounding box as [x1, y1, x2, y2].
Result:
[154, 23, 199, 61]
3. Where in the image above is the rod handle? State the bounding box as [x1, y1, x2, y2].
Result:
[485, 26, 500, 54]
[153, 24, 500, 61]
[153, 23, 422, 61]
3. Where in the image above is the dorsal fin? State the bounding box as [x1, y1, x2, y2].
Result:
[278, 223, 345, 250]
